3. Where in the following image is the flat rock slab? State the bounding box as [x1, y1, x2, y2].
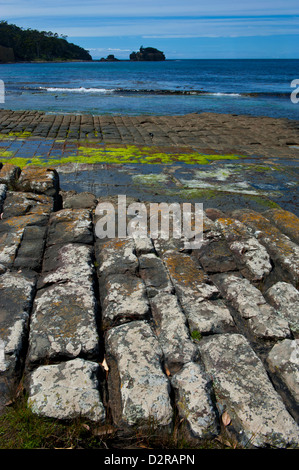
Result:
[171, 362, 219, 439]
[150, 292, 197, 372]
[265, 282, 299, 336]
[199, 333, 299, 448]
[27, 280, 99, 366]
[214, 273, 291, 340]
[16, 166, 59, 198]
[267, 339, 299, 404]
[105, 321, 173, 429]
[215, 217, 272, 281]
[28, 358, 105, 422]
[0, 271, 36, 373]
[232, 209, 299, 288]
[100, 274, 149, 329]
[47, 208, 93, 246]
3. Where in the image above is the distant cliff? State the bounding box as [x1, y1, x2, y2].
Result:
[0, 45, 14, 63]
[130, 46, 165, 61]
[0, 21, 92, 62]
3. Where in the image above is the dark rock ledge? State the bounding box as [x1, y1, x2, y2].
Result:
[0, 162, 299, 448]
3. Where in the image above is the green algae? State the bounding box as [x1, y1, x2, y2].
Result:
[0, 144, 243, 170]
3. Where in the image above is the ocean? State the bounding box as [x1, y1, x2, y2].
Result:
[0, 59, 299, 119]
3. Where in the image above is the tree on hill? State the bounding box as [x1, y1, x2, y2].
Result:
[0, 21, 92, 61]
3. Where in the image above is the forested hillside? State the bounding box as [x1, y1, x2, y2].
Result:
[0, 21, 92, 61]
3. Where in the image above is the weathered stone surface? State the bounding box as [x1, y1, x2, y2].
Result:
[214, 273, 290, 340]
[0, 212, 49, 267]
[232, 209, 299, 287]
[2, 191, 53, 219]
[162, 251, 217, 301]
[27, 281, 99, 366]
[263, 208, 299, 245]
[171, 362, 219, 439]
[198, 239, 238, 274]
[100, 274, 149, 329]
[215, 217, 272, 281]
[265, 282, 299, 335]
[185, 299, 235, 335]
[47, 208, 93, 246]
[96, 238, 138, 278]
[0, 271, 36, 373]
[105, 321, 173, 428]
[0, 183, 6, 213]
[150, 292, 197, 371]
[199, 334, 299, 448]
[139, 253, 173, 297]
[267, 339, 299, 403]
[16, 166, 59, 198]
[0, 164, 21, 186]
[40, 243, 94, 288]
[63, 191, 98, 209]
[28, 358, 105, 422]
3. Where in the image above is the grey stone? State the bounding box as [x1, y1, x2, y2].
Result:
[199, 333, 299, 448]
[0, 164, 21, 186]
[139, 253, 173, 298]
[47, 208, 93, 246]
[267, 339, 299, 403]
[105, 321, 173, 428]
[27, 281, 99, 365]
[171, 362, 219, 439]
[215, 273, 291, 340]
[100, 274, 149, 329]
[28, 358, 105, 422]
[198, 239, 238, 274]
[96, 238, 138, 279]
[185, 299, 235, 335]
[16, 166, 59, 198]
[215, 217, 272, 281]
[63, 191, 97, 209]
[0, 271, 36, 373]
[265, 282, 299, 335]
[2, 191, 53, 220]
[150, 292, 197, 371]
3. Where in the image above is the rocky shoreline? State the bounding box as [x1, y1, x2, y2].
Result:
[0, 162, 298, 448]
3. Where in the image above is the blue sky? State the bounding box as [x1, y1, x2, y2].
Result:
[2, 0, 299, 59]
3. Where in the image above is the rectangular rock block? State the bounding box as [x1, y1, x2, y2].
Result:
[105, 321, 173, 429]
[199, 333, 299, 448]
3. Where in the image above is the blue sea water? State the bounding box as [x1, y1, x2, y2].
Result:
[0, 59, 299, 119]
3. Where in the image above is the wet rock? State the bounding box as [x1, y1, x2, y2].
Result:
[28, 358, 105, 422]
[105, 321, 173, 429]
[171, 362, 219, 439]
[139, 253, 173, 297]
[199, 333, 299, 448]
[16, 166, 59, 198]
[215, 217, 272, 281]
[63, 191, 98, 209]
[214, 273, 291, 340]
[267, 339, 299, 403]
[232, 209, 299, 287]
[150, 292, 197, 371]
[263, 208, 299, 245]
[100, 274, 149, 329]
[265, 282, 299, 336]
[47, 208, 93, 246]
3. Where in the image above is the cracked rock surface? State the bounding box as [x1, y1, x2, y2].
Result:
[0, 164, 298, 448]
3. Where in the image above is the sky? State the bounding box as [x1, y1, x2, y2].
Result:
[1, 0, 299, 59]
